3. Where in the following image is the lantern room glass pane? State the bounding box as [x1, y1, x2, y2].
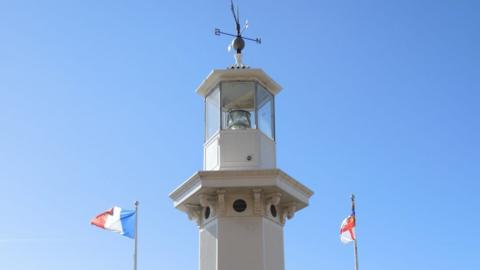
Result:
[256, 84, 274, 139]
[205, 87, 220, 140]
[221, 81, 256, 130]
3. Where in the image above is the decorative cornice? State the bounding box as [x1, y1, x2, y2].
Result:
[170, 169, 313, 200]
[196, 69, 282, 97]
[170, 169, 314, 220]
[169, 172, 202, 202]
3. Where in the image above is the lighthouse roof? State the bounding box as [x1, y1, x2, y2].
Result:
[196, 68, 282, 97]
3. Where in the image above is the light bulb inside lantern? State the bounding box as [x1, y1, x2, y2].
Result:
[227, 109, 251, 129]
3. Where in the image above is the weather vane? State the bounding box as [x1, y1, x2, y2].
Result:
[215, 0, 261, 68]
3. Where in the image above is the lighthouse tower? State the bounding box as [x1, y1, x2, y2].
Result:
[169, 12, 313, 270]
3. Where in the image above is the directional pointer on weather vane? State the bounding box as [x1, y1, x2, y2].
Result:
[214, 1, 261, 67]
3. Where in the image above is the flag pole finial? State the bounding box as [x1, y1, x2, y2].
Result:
[350, 194, 356, 215]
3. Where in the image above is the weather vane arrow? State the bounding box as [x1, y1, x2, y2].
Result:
[214, 0, 261, 68]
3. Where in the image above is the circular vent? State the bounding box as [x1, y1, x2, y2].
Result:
[233, 199, 247, 212]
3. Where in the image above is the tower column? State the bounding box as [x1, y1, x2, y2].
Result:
[170, 18, 312, 268]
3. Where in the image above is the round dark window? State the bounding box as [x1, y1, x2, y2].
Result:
[204, 206, 210, 219]
[233, 199, 247, 212]
[270, 205, 277, 217]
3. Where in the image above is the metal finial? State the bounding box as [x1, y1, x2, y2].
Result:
[350, 194, 356, 216]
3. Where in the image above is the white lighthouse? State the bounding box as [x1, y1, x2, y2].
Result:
[169, 8, 313, 269]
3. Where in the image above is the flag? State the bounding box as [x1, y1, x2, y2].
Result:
[91, 206, 136, 239]
[340, 215, 355, 243]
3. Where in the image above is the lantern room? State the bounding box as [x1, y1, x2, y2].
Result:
[206, 81, 275, 139]
[196, 68, 282, 171]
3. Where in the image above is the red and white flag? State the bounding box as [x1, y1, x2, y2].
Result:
[340, 215, 356, 244]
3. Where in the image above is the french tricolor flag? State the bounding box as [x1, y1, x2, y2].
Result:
[91, 206, 136, 239]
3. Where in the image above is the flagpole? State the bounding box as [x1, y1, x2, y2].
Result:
[351, 194, 359, 270]
[134, 201, 139, 270]
[354, 238, 359, 270]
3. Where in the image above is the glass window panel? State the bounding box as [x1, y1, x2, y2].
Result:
[221, 81, 256, 130]
[256, 84, 274, 139]
[205, 87, 220, 140]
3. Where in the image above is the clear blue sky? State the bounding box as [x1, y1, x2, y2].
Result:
[1, 1, 479, 269]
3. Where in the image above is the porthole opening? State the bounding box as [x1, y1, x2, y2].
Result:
[270, 205, 277, 217]
[204, 206, 211, 219]
[233, 199, 247, 212]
